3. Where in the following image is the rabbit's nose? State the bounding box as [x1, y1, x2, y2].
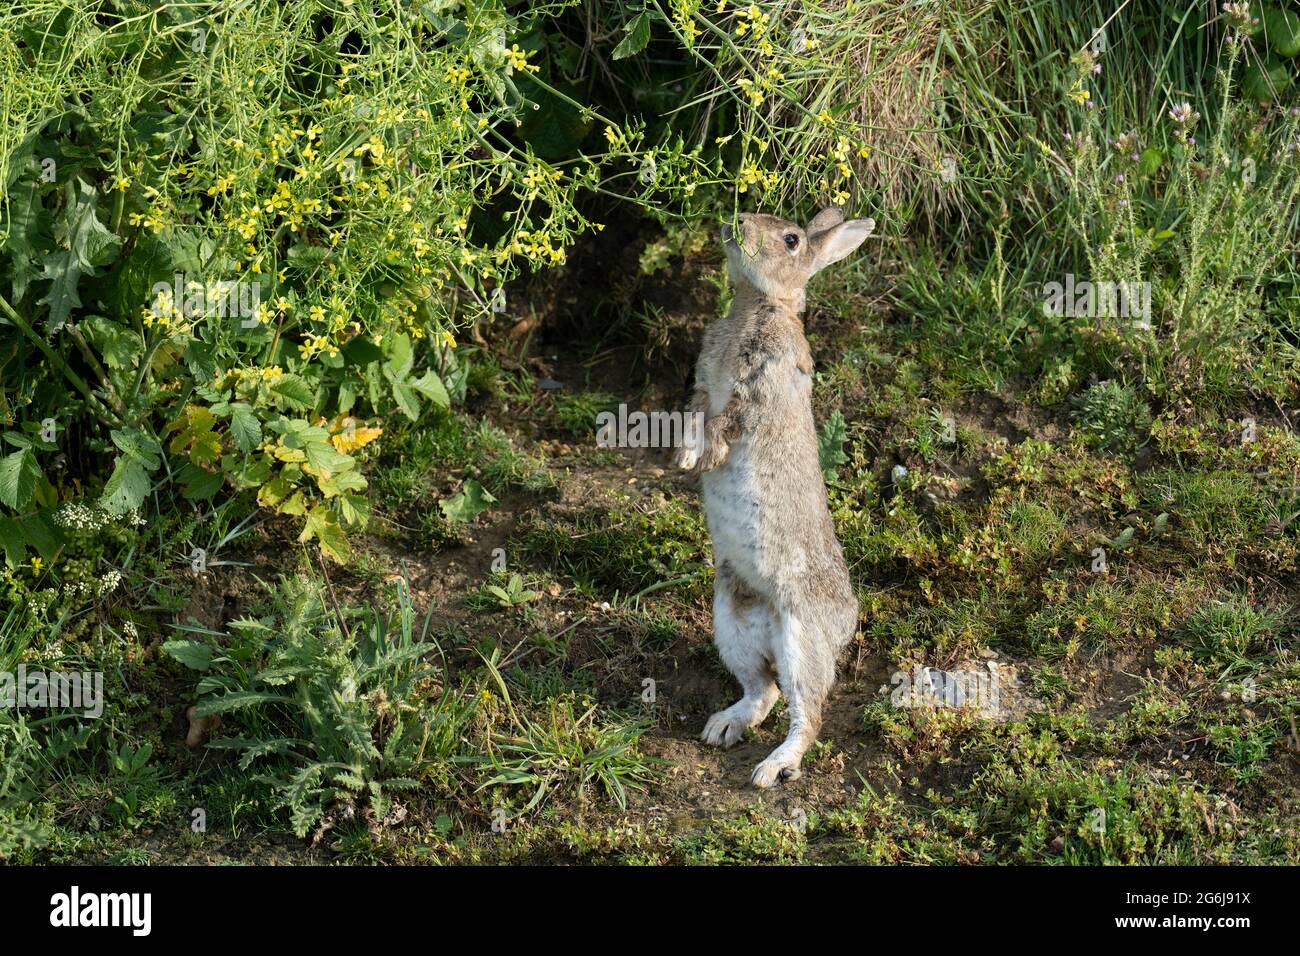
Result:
[721, 222, 734, 241]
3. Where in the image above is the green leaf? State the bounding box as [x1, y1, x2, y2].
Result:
[4, 179, 47, 300]
[177, 462, 223, 501]
[20, 512, 61, 562]
[1137, 147, 1163, 177]
[110, 427, 162, 469]
[229, 403, 262, 452]
[817, 410, 850, 481]
[440, 478, 496, 523]
[383, 333, 414, 380]
[36, 180, 121, 330]
[342, 337, 383, 366]
[303, 438, 352, 476]
[300, 504, 350, 562]
[100, 456, 150, 514]
[612, 12, 651, 60]
[0, 448, 41, 509]
[391, 381, 420, 420]
[270, 374, 316, 410]
[82, 316, 143, 370]
[1262, 5, 1300, 57]
[412, 370, 450, 409]
[0, 517, 25, 567]
[36, 250, 81, 330]
[193, 690, 293, 717]
[162, 640, 213, 671]
[1109, 526, 1135, 550]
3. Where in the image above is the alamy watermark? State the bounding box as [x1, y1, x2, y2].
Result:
[150, 272, 263, 328]
[2, 666, 103, 718]
[595, 404, 704, 450]
[890, 665, 1002, 717]
[1042, 274, 1151, 328]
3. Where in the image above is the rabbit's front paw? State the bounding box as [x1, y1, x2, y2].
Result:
[673, 442, 701, 471]
[697, 438, 729, 472]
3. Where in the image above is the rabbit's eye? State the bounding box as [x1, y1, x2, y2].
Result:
[783, 233, 800, 251]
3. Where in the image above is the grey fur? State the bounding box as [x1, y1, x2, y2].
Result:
[675, 210, 873, 787]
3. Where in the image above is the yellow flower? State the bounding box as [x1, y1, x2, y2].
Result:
[30, 557, 42, 573]
[506, 45, 535, 72]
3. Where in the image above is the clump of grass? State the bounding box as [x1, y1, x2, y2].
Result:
[1142, 469, 1269, 552]
[471, 683, 656, 814]
[552, 391, 620, 438]
[1070, 380, 1152, 457]
[473, 422, 554, 495]
[516, 492, 710, 598]
[1180, 596, 1282, 673]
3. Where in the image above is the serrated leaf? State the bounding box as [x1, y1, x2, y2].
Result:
[229, 403, 262, 452]
[82, 316, 142, 370]
[817, 410, 849, 481]
[300, 504, 350, 563]
[193, 690, 292, 717]
[270, 374, 315, 410]
[612, 12, 651, 60]
[36, 249, 81, 330]
[100, 456, 150, 514]
[110, 427, 162, 469]
[36, 180, 121, 330]
[0, 448, 41, 509]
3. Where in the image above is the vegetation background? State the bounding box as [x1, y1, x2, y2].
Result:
[1, 0, 1298, 863]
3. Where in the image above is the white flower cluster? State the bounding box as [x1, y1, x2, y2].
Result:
[28, 590, 56, 617]
[97, 570, 123, 596]
[52, 502, 112, 533]
[62, 580, 94, 601]
[52, 502, 147, 531]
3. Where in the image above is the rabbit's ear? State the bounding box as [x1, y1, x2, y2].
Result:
[810, 217, 875, 271]
[806, 206, 845, 237]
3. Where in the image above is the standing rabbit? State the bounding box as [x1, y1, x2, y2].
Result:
[675, 208, 873, 787]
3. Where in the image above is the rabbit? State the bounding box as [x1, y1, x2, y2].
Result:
[674, 207, 874, 787]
